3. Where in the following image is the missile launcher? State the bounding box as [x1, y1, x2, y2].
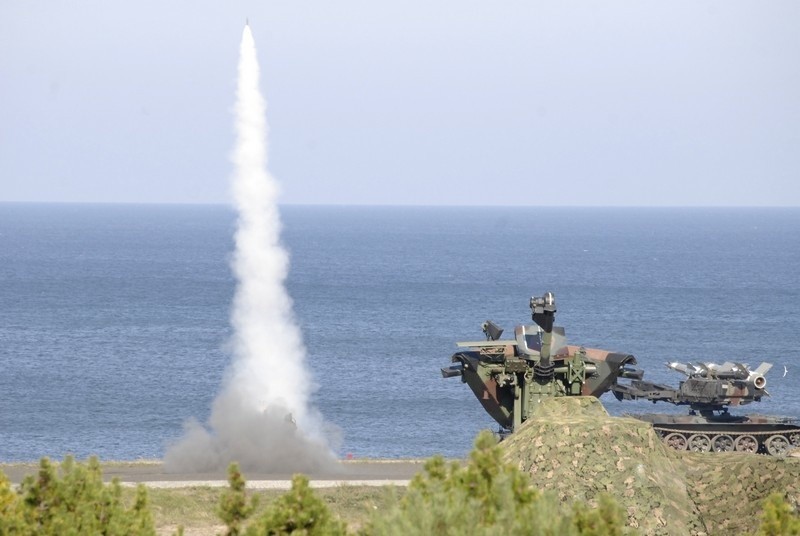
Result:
[442, 292, 639, 433]
[444, 292, 800, 456]
[612, 360, 799, 455]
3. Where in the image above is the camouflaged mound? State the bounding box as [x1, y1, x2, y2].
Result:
[500, 397, 800, 536]
[681, 450, 800, 535]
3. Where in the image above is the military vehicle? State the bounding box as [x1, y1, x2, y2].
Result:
[441, 292, 641, 433]
[612, 362, 800, 456]
[443, 292, 800, 456]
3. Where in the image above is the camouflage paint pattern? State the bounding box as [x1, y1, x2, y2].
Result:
[442, 293, 638, 432]
[612, 360, 800, 455]
[612, 361, 772, 411]
[442, 292, 800, 456]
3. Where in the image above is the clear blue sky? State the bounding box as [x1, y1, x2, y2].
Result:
[1, 1, 798, 206]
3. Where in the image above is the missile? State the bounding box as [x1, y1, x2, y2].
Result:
[748, 362, 772, 389]
[667, 362, 690, 375]
[667, 361, 768, 383]
[753, 362, 773, 376]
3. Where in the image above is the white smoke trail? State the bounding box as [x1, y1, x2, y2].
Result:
[165, 24, 338, 473]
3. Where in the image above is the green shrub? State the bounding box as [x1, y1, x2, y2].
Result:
[219, 463, 258, 536]
[364, 430, 629, 536]
[0, 456, 155, 536]
[756, 492, 800, 536]
[215, 464, 344, 536]
[245, 475, 345, 536]
[0, 471, 26, 535]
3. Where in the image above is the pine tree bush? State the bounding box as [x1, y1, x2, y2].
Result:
[364, 430, 629, 536]
[218, 462, 258, 536]
[0, 471, 26, 535]
[245, 475, 346, 536]
[756, 492, 800, 536]
[0, 456, 155, 536]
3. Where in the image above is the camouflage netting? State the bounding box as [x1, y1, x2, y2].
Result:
[500, 397, 800, 536]
[681, 451, 800, 535]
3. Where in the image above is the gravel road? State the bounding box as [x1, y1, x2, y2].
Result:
[1, 460, 425, 489]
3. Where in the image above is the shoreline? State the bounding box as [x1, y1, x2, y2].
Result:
[0, 458, 428, 486]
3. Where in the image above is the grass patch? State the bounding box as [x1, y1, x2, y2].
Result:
[121, 485, 405, 534]
[313, 486, 406, 532]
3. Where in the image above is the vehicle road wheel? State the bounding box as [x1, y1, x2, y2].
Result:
[789, 432, 800, 447]
[766, 435, 791, 457]
[712, 434, 734, 452]
[734, 435, 758, 453]
[664, 433, 687, 451]
[688, 434, 712, 452]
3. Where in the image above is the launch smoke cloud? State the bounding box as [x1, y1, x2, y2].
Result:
[164, 24, 337, 473]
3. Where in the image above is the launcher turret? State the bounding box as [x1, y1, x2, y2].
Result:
[612, 361, 773, 414]
[442, 292, 639, 433]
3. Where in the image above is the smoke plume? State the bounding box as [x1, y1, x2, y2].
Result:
[164, 24, 337, 473]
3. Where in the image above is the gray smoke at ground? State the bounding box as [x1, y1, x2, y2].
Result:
[164, 390, 339, 474]
[164, 24, 339, 474]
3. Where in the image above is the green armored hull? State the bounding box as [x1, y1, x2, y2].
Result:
[442, 292, 639, 432]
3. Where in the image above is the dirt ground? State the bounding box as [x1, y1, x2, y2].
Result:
[0, 458, 425, 486]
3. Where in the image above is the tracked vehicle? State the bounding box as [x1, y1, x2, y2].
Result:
[613, 362, 800, 455]
[443, 292, 800, 456]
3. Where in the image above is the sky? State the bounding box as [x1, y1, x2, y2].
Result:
[1, 1, 798, 206]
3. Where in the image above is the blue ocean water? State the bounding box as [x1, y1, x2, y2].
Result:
[0, 204, 799, 461]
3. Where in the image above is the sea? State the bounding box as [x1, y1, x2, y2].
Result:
[1, 204, 799, 462]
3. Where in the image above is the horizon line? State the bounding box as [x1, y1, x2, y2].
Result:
[0, 200, 799, 209]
